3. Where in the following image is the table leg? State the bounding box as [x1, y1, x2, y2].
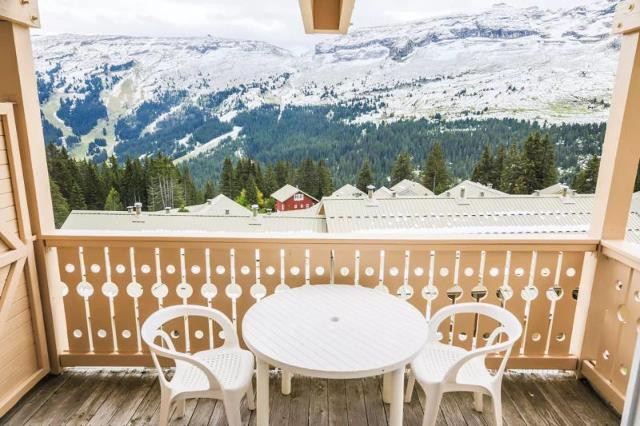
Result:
[281, 370, 292, 395]
[389, 367, 405, 426]
[382, 372, 392, 403]
[256, 358, 270, 426]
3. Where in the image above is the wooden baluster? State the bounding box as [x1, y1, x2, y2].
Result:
[354, 249, 360, 286]
[78, 246, 94, 352]
[129, 247, 142, 352]
[103, 246, 118, 352]
[545, 251, 564, 355]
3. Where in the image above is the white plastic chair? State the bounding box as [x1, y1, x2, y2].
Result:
[405, 303, 522, 426]
[141, 305, 255, 426]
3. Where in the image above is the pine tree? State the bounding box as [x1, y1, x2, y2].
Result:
[203, 180, 216, 200]
[245, 174, 259, 206]
[68, 181, 86, 210]
[421, 143, 451, 194]
[520, 133, 558, 193]
[50, 179, 70, 228]
[263, 166, 278, 198]
[390, 151, 413, 186]
[471, 146, 494, 185]
[297, 157, 318, 197]
[316, 160, 333, 199]
[492, 145, 506, 188]
[235, 189, 248, 207]
[500, 144, 526, 194]
[356, 159, 374, 192]
[220, 157, 235, 197]
[572, 155, 600, 193]
[104, 187, 124, 211]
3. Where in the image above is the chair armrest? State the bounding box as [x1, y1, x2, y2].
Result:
[443, 340, 514, 382]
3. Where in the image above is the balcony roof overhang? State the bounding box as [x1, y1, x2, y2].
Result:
[298, 0, 355, 34]
[0, 0, 40, 28]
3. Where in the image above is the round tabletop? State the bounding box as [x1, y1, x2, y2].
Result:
[242, 284, 429, 379]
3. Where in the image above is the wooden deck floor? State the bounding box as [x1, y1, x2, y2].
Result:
[1, 369, 619, 426]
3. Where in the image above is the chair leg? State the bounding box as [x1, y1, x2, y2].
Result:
[158, 390, 172, 426]
[404, 371, 416, 403]
[246, 381, 256, 411]
[492, 390, 503, 426]
[176, 398, 186, 418]
[223, 395, 243, 426]
[474, 392, 483, 412]
[422, 385, 442, 426]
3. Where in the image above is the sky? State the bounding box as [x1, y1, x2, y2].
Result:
[35, 0, 599, 53]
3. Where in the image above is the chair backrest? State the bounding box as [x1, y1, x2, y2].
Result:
[428, 302, 521, 345]
[141, 304, 238, 356]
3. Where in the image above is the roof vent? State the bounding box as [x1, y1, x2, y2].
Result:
[460, 187, 466, 198]
[225, 209, 230, 215]
[134, 202, 142, 216]
[534, 190, 540, 196]
[480, 191, 485, 197]
[367, 184, 375, 199]
[251, 204, 259, 217]
[207, 199, 212, 205]
[127, 205, 133, 214]
[487, 183, 493, 189]
[165, 207, 171, 214]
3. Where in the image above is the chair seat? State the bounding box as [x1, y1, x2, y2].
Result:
[412, 342, 492, 387]
[173, 348, 255, 393]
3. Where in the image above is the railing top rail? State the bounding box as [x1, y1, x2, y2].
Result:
[601, 239, 640, 270]
[41, 230, 599, 251]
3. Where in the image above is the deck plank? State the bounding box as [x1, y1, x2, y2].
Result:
[1, 369, 620, 426]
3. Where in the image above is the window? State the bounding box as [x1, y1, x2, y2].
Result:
[293, 193, 304, 201]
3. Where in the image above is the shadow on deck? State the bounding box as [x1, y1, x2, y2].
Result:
[0, 369, 620, 425]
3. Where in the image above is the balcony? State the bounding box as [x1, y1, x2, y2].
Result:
[1, 0, 640, 425]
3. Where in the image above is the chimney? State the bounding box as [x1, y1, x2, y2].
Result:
[487, 183, 493, 189]
[134, 202, 142, 216]
[266, 208, 272, 215]
[225, 209, 230, 215]
[127, 205, 133, 214]
[479, 191, 485, 198]
[367, 184, 375, 199]
[251, 204, 259, 217]
[207, 199, 212, 205]
[459, 187, 466, 199]
[392, 191, 397, 198]
[562, 187, 568, 197]
[165, 207, 171, 214]
[534, 190, 540, 196]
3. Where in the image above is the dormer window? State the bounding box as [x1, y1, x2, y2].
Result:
[294, 193, 304, 201]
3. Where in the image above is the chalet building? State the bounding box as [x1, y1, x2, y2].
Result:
[440, 180, 507, 198]
[270, 184, 318, 212]
[390, 179, 434, 197]
[331, 184, 366, 198]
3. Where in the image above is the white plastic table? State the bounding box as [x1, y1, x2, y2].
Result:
[242, 284, 429, 426]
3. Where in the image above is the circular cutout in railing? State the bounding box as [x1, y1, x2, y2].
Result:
[64, 263, 75, 273]
[115, 264, 126, 274]
[540, 267, 551, 277]
[315, 266, 325, 276]
[615, 280, 624, 291]
[191, 265, 201, 274]
[60, 282, 69, 297]
[439, 267, 449, 277]
[76, 281, 94, 298]
[514, 267, 525, 277]
[165, 264, 176, 274]
[414, 267, 424, 277]
[446, 286, 463, 302]
[617, 304, 630, 324]
[572, 288, 579, 300]
[471, 285, 488, 301]
[290, 266, 300, 276]
[275, 283, 290, 294]
[201, 283, 217, 300]
[556, 332, 566, 342]
[521, 286, 539, 302]
[73, 329, 83, 338]
[365, 267, 375, 277]
[603, 349, 610, 360]
[151, 282, 169, 299]
[141, 264, 151, 274]
[225, 283, 242, 298]
[489, 267, 500, 277]
[265, 266, 276, 276]
[194, 330, 204, 339]
[546, 287, 563, 301]
[216, 265, 226, 275]
[464, 267, 474, 277]
[389, 267, 399, 277]
[250, 283, 267, 299]
[177, 283, 193, 299]
[127, 282, 143, 298]
[531, 332, 541, 342]
[375, 283, 389, 294]
[482, 332, 491, 341]
[421, 285, 438, 301]
[396, 285, 414, 299]
[636, 290, 640, 303]
[620, 365, 629, 376]
[458, 332, 468, 341]
[170, 330, 180, 339]
[566, 267, 576, 277]
[241, 266, 251, 276]
[97, 329, 107, 338]
[497, 286, 513, 301]
[340, 267, 350, 277]
[102, 281, 118, 298]
[122, 330, 131, 339]
[90, 264, 101, 274]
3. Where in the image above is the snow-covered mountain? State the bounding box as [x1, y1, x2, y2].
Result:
[33, 0, 620, 160]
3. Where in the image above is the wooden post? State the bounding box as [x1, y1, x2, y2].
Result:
[589, 2, 640, 240]
[0, 20, 67, 373]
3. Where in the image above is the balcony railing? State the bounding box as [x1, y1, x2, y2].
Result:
[43, 233, 598, 372]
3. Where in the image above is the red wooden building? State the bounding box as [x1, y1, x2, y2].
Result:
[271, 184, 318, 212]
